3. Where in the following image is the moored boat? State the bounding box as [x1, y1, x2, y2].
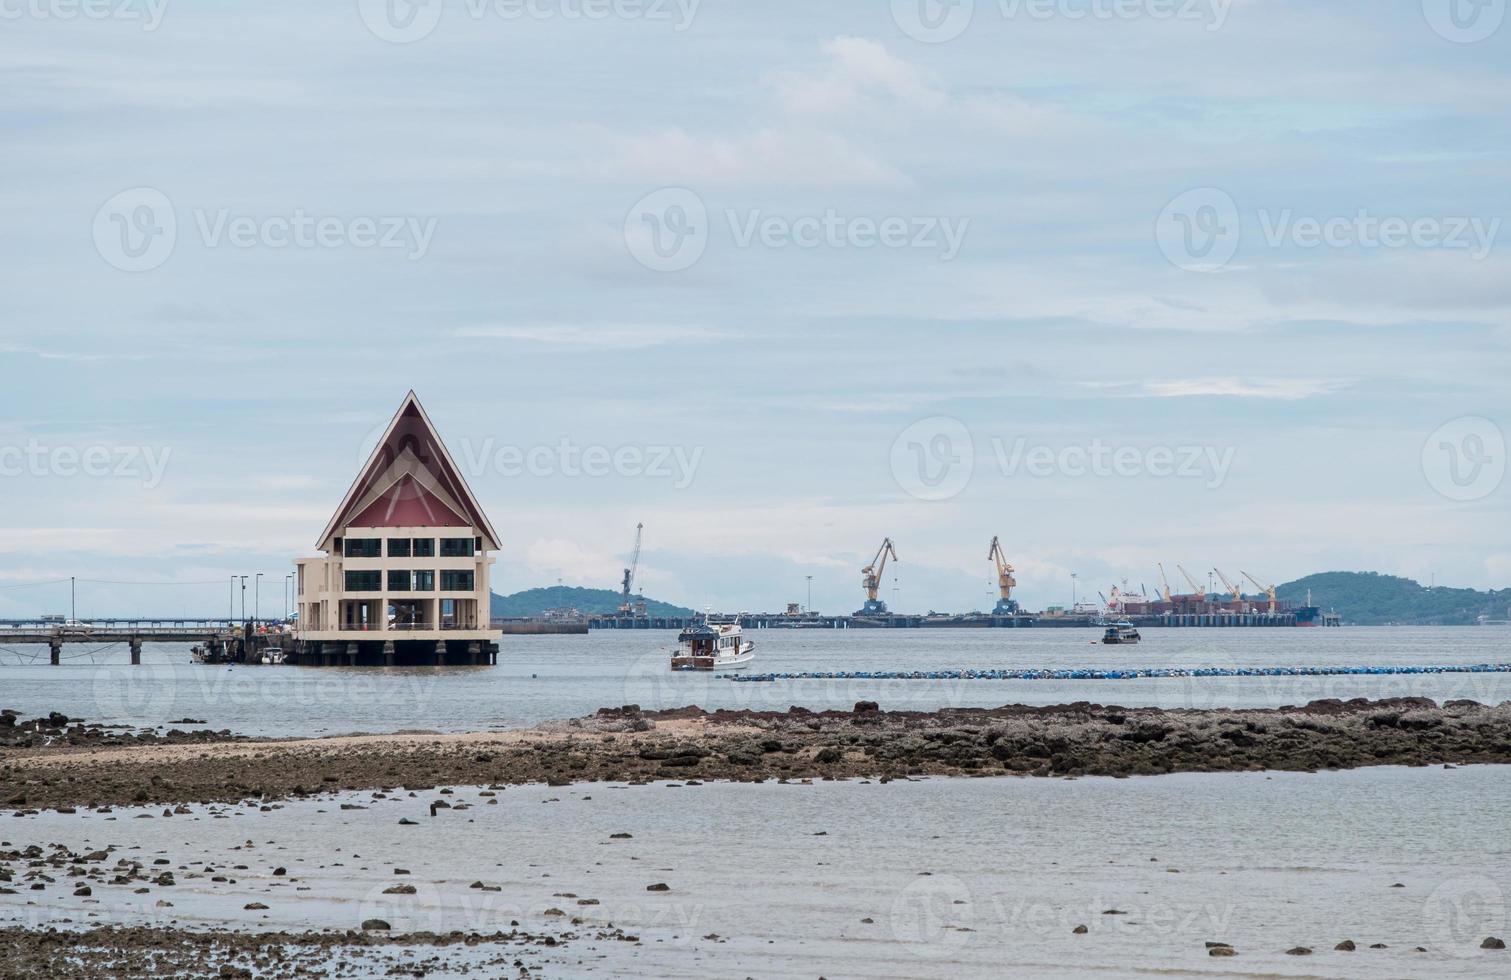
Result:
[671, 619, 754, 671]
[1101, 621, 1141, 644]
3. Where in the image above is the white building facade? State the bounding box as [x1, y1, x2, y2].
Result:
[295, 392, 501, 666]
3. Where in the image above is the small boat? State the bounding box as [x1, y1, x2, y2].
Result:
[671, 619, 754, 671]
[1101, 621, 1141, 645]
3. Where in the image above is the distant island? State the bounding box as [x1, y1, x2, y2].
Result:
[490, 586, 695, 620]
[1278, 571, 1511, 626]
[491, 572, 1510, 626]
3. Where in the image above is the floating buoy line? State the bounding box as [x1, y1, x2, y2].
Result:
[723, 663, 1511, 682]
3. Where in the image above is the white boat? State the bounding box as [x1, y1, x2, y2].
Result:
[671, 620, 754, 671]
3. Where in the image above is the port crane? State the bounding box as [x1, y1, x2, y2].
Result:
[859, 538, 899, 615]
[1212, 569, 1245, 609]
[619, 523, 644, 615]
[1176, 565, 1208, 607]
[1156, 563, 1174, 603]
[1242, 571, 1278, 614]
[987, 536, 1019, 614]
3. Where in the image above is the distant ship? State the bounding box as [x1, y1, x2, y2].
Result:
[1101, 621, 1141, 645]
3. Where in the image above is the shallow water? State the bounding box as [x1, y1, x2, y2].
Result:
[1, 627, 1508, 737]
[3, 766, 1508, 978]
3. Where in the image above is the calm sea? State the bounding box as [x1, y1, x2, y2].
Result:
[2, 626, 1507, 737]
[3, 766, 1508, 977]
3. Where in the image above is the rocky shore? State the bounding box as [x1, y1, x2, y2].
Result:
[1, 709, 244, 750]
[3, 697, 1508, 812]
[0, 924, 595, 977]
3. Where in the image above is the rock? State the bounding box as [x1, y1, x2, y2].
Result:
[1483, 937, 1506, 950]
[398, 818, 418, 826]
[1208, 946, 1237, 957]
[1369, 943, 1387, 949]
[1072, 925, 1088, 934]
[860, 917, 874, 924]
[272, 867, 286, 877]
[646, 883, 670, 892]
[815, 748, 843, 764]
[1335, 939, 1355, 951]
[854, 701, 880, 714]
[1285, 946, 1312, 955]
[361, 918, 390, 931]
[382, 884, 416, 895]
[73, 886, 92, 896]
[244, 902, 268, 910]
[610, 833, 633, 839]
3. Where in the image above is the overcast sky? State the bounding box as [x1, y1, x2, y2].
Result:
[1, 1, 1508, 618]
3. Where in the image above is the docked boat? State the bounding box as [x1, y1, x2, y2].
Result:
[1101, 621, 1141, 645]
[671, 620, 754, 671]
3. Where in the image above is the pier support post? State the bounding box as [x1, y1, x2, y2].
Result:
[346, 643, 358, 667]
[468, 641, 481, 666]
[129, 636, 142, 666]
[433, 640, 446, 666]
[383, 640, 396, 667]
[50, 637, 62, 665]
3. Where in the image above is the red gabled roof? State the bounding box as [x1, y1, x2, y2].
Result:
[318, 392, 500, 550]
[349, 474, 468, 528]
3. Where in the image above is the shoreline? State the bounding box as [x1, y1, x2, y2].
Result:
[4, 697, 1509, 812]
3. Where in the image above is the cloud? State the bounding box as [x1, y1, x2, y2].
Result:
[1139, 377, 1352, 400]
[612, 126, 909, 190]
[452, 323, 726, 350]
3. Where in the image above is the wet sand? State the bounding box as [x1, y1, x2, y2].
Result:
[4, 697, 1509, 812]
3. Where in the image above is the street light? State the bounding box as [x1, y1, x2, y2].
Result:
[254, 573, 263, 624]
[238, 576, 248, 623]
[285, 574, 293, 622]
[229, 575, 236, 625]
[805, 575, 813, 613]
[1071, 572, 1078, 608]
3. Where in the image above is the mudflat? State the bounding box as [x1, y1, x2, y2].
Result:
[3, 697, 1508, 812]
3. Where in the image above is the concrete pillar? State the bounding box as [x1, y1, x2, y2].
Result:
[468, 641, 481, 666]
[50, 637, 62, 665]
[383, 640, 396, 667]
[346, 643, 358, 667]
[129, 636, 142, 665]
[434, 640, 447, 666]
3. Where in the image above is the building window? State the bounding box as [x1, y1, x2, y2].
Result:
[344, 538, 381, 558]
[440, 570, 474, 591]
[412, 538, 435, 557]
[388, 538, 411, 558]
[387, 570, 411, 592]
[440, 537, 475, 557]
[412, 570, 435, 591]
[344, 570, 381, 592]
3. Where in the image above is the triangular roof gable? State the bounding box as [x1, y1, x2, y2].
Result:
[318, 392, 500, 550]
[349, 474, 469, 528]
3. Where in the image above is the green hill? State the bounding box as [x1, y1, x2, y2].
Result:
[1277, 571, 1511, 626]
[490, 586, 694, 619]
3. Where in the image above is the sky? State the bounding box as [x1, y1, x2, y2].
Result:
[0, 0, 1508, 619]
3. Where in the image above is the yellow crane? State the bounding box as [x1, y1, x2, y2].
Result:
[1156, 563, 1174, 603]
[988, 536, 1018, 614]
[1176, 565, 1208, 605]
[1242, 571, 1278, 614]
[859, 538, 899, 614]
[1208, 564, 1245, 610]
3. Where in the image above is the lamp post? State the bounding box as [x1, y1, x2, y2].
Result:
[229, 575, 236, 626]
[254, 573, 263, 626]
[805, 575, 813, 613]
[238, 576, 247, 623]
[1071, 572, 1078, 609]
